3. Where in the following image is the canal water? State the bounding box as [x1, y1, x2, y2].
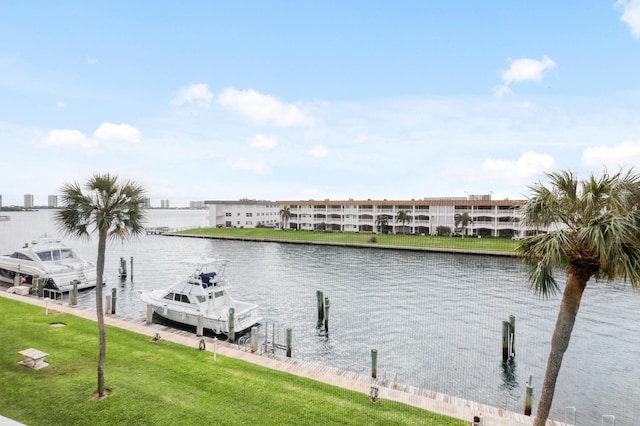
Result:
[1, 210, 638, 424]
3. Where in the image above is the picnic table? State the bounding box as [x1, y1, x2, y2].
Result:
[18, 348, 49, 369]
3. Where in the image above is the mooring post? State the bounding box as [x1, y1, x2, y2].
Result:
[13, 265, 21, 286]
[323, 297, 330, 334]
[228, 307, 235, 343]
[119, 257, 127, 279]
[250, 326, 258, 353]
[502, 321, 510, 361]
[509, 315, 516, 358]
[33, 277, 43, 297]
[105, 294, 112, 314]
[196, 314, 204, 337]
[316, 290, 324, 326]
[524, 375, 533, 416]
[146, 304, 153, 324]
[371, 349, 378, 379]
[111, 288, 117, 314]
[130, 256, 134, 280]
[286, 328, 292, 357]
[70, 281, 78, 307]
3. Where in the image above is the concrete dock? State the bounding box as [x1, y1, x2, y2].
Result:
[0, 289, 568, 426]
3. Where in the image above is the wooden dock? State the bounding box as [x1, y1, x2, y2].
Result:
[145, 226, 171, 235]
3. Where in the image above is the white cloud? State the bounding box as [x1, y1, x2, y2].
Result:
[171, 83, 213, 107]
[43, 129, 95, 148]
[481, 152, 556, 183]
[494, 56, 556, 98]
[307, 145, 328, 158]
[582, 141, 640, 169]
[218, 87, 314, 126]
[250, 134, 278, 150]
[616, 0, 640, 37]
[94, 122, 141, 143]
[232, 158, 270, 174]
[56, 101, 66, 108]
[86, 56, 98, 65]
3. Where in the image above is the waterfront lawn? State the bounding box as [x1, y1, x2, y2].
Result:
[0, 297, 465, 426]
[178, 228, 519, 252]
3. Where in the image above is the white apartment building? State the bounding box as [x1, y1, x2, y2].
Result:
[24, 194, 34, 209]
[48, 195, 58, 208]
[275, 196, 525, 238]
[206, 199, 280, 228]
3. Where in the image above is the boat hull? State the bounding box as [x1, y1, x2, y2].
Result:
[141, 292, 261, 336]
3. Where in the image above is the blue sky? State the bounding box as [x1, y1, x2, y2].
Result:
[2, 1, 640, 207]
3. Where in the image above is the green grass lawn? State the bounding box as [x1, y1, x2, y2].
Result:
[0, 297, 466, 426]
[178, 227, 519, 253]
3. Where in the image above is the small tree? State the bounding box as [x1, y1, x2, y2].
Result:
[279, 206, 291, 230]
[56, 173, 146, 398]
[436, 225, 451, 237]
[375, 214, 389, 234]
[396, 210, 411, 234]
[454, 211, 473, 238]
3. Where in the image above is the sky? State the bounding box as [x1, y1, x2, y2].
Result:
[2, 1, 640, 207]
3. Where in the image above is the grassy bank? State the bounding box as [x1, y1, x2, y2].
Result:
[177, 228, 519, 253]
[0, 297, 465, 426]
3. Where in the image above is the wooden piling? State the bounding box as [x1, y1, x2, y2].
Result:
[323, 297, 330, 334]
[33, 277, 43, 298]
[130, 256, 134, 280]
[111, 288, 117, 314]
[316, 290, 324, 326]
[119, 257, 127, 279]
[196, 314, 204, 337]
[371, 349, 378, 379]
[286, 328, 292, 357]
[228, 307, 235, 343]
[502, 321, 510, 361]
[250, 327, 258, 353]
[70, 281, 78, 307]
[524, 375, 533, 416]
[502, 317, 515, 361]
[509, 315, 515, 358]
[105, 295, 112, 314]
[146, 305, 153, 324]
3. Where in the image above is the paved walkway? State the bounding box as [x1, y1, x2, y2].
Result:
[1, 289, 568, 426]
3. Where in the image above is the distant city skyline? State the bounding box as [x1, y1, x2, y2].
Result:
[2, 2, 640, 207]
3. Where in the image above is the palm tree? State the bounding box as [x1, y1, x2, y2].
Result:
[454, 211, 473, 238]
[375, 214, 389, 234]
[396, 210, 411, 234]
[279, 206, 291, 230]
[56, 173, 146, 398]
[517, 169, 640, 425]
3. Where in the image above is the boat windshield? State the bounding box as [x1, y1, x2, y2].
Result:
[37, 249, 75, 262]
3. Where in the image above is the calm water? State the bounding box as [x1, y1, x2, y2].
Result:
[1, 210, 639, 425]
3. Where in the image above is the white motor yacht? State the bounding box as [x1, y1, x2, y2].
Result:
[139, 258, 261, 337]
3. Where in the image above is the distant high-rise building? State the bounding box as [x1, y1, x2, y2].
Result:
[48, 195, 58, 208]
[190, 201, 205, 209]
[161, 200, 170, 209]
[142, 198, 151, 208]
[0, 194, 3, 209]
[24, 194, 34, 208]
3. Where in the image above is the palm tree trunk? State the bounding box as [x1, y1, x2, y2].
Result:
[534, 266, 588, 425]
[95, 229, 108, 397]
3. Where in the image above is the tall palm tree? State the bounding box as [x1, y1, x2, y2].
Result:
[517, 169, 640, 425]
[56, 173, 146, 398]
[396, 210, 411, 234]
[454, 211, 473, 238]
[375, 214, 389, 234]
[279, 205, 291, 230]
